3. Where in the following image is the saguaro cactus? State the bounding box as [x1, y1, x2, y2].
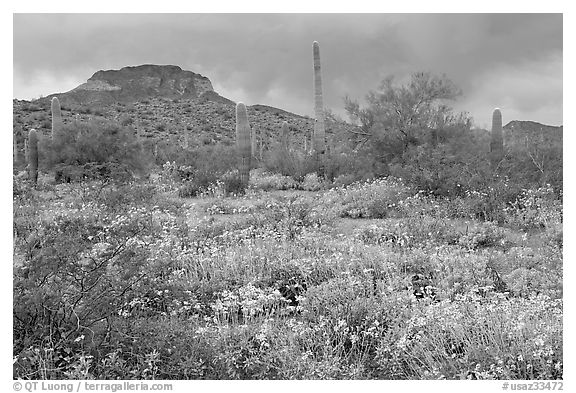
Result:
[259, 130, 264, 160]
[51, 97, 63, 143]
[13, 136, 18, 164]
[14, 126, 24, 166]
[28, 129, 39, 185]
[313, 41, 326, 167]
[236, 102, 251, 187]
[251, 128, 257, 159]
[281, 121, 290, 150]
[13, 135, 20, 165]
[490, 108, 504, 167]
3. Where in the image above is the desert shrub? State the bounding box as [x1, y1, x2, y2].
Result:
[389, 137, 489, 198]
[249, 169, 298, 191]
[264, 141, 378, 185]
[221, 171, 246, 196]
[254, 196, 334, 240]
[264, 147, 317, 182]
[158, 145, 251, 196]
[503, 185, 562, 230]
[193, 170, 220, 192]
[323, 146, 382, 182]
[457, 221, 512, 250]
[41, 119, 148, 178]
[447, 180, 524, 223]
[301, 173, 323, 191]
[13, 208, 157, 378]
[54, 161, 133, 184]
[338, 178, 412, 219]
[173, 164, 195, 182]
[302, 275, 374, 319]
[157, 143, 237, 177]
[178, 181, 202, 198]
[164, 162, 245, 198]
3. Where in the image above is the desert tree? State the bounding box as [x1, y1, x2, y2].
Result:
[344, 72, 466, 158]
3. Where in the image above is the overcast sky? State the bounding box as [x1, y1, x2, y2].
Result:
[13, 13, 563, 127]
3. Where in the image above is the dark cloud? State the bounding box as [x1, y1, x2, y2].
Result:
[13, 13, 562, 126]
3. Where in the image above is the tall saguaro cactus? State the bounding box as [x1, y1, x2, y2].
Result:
[28, 129, 39, 185]
[490, 108, 504, 167]
[236, 102, 251, 187]
[312, 41, 326, 168]
[281, 121, 290, 150]
[51, 97, 63, 143]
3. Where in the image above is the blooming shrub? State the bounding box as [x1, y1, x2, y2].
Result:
[249, 169, 298, 191]
[336, 178, 412, 219]
[301, 173, 323, 191]
[457, 221, 512, 250]
[504, 185, 562, 230]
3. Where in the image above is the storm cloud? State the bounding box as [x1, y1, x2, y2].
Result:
[13, 13, 563, 127]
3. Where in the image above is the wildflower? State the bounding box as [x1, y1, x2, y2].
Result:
[74, 335, 85, 342]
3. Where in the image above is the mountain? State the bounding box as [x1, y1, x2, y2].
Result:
[504, 120, 562, 133]
[13, 64, 357, 147]
[502, 120, 562, 148]
[50, 64, 222, 105]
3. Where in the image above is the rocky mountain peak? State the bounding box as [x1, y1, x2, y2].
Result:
[59, 64, 214, 105]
